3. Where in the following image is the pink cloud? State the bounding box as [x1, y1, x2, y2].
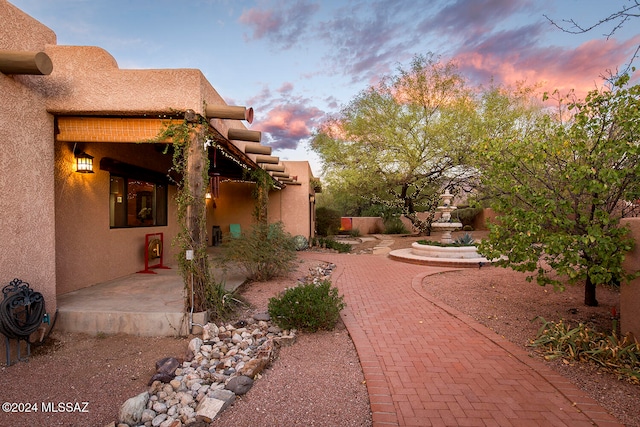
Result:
[252, 104, 324, 150]
[278, 82, 294, 94]
[239, 8, 281, 39]
[455, 35, 640, 97]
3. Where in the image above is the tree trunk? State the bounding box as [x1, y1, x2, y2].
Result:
[584, 275, 598, 307]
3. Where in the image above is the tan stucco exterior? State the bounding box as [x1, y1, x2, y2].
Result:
[1, 1, 317, 358]
[620, 218, 640, 341]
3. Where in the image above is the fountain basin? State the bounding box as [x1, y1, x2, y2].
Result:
[411, 242, 483, 259]
[388, 241, 495, 268]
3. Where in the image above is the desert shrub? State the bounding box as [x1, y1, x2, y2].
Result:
[383, 216, 409, 234]
[349, 228, 361, 237]
[268, 280, 346, 332]
[221, 221, 297, 281]
[453, 207, 482, 227]
[311, 236, 352, 253]
[316, 207, 341, 236]
[205, 281, 246, 322]
[530, 317, 640, 383]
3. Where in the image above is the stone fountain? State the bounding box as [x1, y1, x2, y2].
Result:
[388, 189, 494, 267]
[430, 189, 462, 243]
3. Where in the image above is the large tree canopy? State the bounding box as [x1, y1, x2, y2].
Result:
[311, 54, 478, 232]
[477, 77, 640, 306]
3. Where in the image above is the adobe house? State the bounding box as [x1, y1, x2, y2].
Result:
[0, 1, 318, 361]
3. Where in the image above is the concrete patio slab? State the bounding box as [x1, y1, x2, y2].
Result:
[55, 254, 247, 337]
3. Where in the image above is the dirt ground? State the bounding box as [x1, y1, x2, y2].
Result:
[1, 234, 638, 426]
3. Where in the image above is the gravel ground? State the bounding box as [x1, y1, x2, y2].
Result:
[1, 234, 638, 426]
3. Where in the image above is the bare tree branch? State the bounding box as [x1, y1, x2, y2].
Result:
[544, 1, 640, 75]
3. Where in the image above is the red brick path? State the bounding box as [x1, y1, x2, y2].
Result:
[300, 252, 623, 427]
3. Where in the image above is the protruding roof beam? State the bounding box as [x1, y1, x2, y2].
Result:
[228, 128, 261, 142]
[206, 105, 253, 123]
[0, 50, 53, 75]
[244, 142, 271, 155]
[261, 163, 285, 172]
[255, 154, 279, 164]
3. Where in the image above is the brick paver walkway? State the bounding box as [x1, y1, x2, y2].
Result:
[300, 252, 623, 427]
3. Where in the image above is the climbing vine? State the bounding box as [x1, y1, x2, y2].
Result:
[154, 113, 231, 317]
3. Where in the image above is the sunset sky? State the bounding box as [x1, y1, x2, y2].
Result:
[9, 0, 640, 174]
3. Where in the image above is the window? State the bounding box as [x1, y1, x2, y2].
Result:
[110, 176, 167, 228]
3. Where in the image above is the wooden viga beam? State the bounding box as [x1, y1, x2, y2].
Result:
[227, 128, 261, 142]
[206, 105, 253, 123]
[255, 154, 279, 164]
[271, 171, 289, 178]
[244, 142, 271, 155]
[0, 50, 53, 75]
[261, 163, 285, 172]
[279, 178, 300, 185]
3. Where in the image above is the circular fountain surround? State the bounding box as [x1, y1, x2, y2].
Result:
[410, 242, 484, 259]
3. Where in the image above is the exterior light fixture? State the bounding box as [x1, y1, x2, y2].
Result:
[75, 151, 94, 173]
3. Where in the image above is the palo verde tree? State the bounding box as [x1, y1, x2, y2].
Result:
[477, 76, 640, 307]
[310, 53, 478, 234]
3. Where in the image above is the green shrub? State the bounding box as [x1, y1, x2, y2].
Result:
[453, 207, 482, 227]
[205, 281, 246, 322]
[383, 216, 409, 234]
[316, 207, 342, 236]
[268, 280, 346, 332]
[311, 237, 352, 253]
[349, 228, 361, 237]
[221, 221, 297, 281]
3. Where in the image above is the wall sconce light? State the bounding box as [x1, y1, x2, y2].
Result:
[205, 191, 212, 199]
[75, 151, 94, 173]
[309, 195, 315, 203]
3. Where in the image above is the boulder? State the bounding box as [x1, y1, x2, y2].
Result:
[118, 391, 149, 425]
[195, 397, 225, 422]
[225, 375, 254, 395]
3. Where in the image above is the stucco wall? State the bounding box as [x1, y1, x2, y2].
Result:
[54, 142, 179, 294]
[206, 162, 317, 243]
[0, 1, 58, 361]
[206, 181, 256, 242]
[269, 161, 315, 239]
[620, 218, 640, 340]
